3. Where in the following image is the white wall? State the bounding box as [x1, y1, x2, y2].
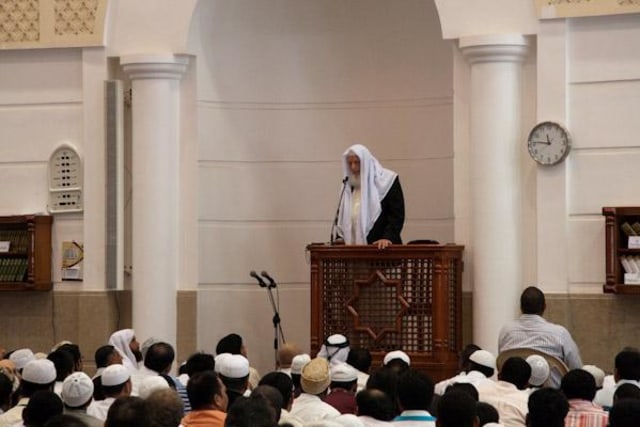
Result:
[563, 14, 640, 293]
[189, 0, 455, 374]
[0, 48, 90, 287]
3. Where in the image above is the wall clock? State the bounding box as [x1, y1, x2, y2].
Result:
[527, 121, 571, 166]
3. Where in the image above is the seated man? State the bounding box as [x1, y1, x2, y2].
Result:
[476, 357, 530, 427]
[347, 347, 372, 392]
[561, 369, 608, 427]
[181, 371, 228, 427]
[498, 286, 582, 388]
[434, 344, 481, 395]
[290, 358, 340, 423]
[609, 398, 640, 427]
[436, 390, 478, 427]
[393, 369, 436, 426]
[258, 371, 305, 427]
[217, 354, 250, 409]
[438, 349, 495, 395]
[357, 389, 396, 426]
[324, 363, 358, 414]
[594, 349, 640, 409]
[526, 388, 568, 427]
[318, 334, 350, 366]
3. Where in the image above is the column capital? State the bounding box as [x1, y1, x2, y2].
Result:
[121, 53, 189, 80]
[460, 34, 529, 64]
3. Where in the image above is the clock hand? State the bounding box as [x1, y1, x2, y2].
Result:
[531, 140, 551, 145]
[546, 134, 551, 144]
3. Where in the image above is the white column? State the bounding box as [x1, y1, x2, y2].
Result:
[460, 35, 529, 353]
[121, 54, 189, 347]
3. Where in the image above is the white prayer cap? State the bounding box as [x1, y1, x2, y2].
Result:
[9, 348, 35, 370]
[383, 350, 411, 366]
[291, 354, 311, 375]
[469, 350, 496, 370]
[301, 358, 331, 395]
[139, 375, 170, 399]
[219, 354, 250, 379]
[62, 372, 94, 407]
[330, 362, 358, 382]
[22, 359, 56, 384]
[214, 353, 232, 373]
[582, 365, 605, 388]
[526, 355, 550, 386]
[102, 364, 131, 386]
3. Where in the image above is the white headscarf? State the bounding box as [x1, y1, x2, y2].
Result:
[108, 329, 138, 373]
[317, 334, 350, 366]
[337, 144, 397, 244]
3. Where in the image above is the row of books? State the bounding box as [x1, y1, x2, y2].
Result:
[621, 256, 640, 274]
[621, 222, 640, 236]
[0, 230, 29, 254]
[0, 258, 28, 282]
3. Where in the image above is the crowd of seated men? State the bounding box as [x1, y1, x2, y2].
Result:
[1, 286, 639, 426]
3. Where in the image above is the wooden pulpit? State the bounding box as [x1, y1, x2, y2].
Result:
[307, 243, 464, 382]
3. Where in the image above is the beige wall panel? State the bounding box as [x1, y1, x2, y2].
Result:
[568, 14, 640, 84]
[569, 151, 640, 215]
[569, 81, 640, 149]
[198, 224, 340, 284]
[198, 221, 454, 284]
[199, 158, 452, 222]
[567, 216, 605, 285]
[0, 106, 83, 162]
[197, 285, 310, 377]
[0, 164, 49, 215]
[0, 49, 82, 105]
[198, 104, 453, 162]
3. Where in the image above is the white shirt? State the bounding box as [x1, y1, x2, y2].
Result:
[477, 380, 528, 427]
[279, 408, 305, 427]
[86, 396, 116, 421]
[359, 415, 395, 426]
[356, 370, 370, 392]
[290, 393, 340, 423]
[594, 379, 640, 408]
[0, 398, 28, 427]
[434, 370, 491, 395]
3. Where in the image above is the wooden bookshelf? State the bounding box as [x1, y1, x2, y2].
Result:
[603, 207, 640, 295]
[0, 215, 53, 291]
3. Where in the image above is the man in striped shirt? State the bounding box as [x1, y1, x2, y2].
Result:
[498, 286, 582, 388]
[561, 369, 608, 427]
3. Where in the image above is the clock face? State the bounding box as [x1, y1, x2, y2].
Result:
[527, 121, 571, 166]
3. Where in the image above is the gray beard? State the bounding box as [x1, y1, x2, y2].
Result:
[349, 175, 360, 189]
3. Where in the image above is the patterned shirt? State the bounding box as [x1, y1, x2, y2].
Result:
[498, 314, 582, 387]
[565, 399, 608, 427]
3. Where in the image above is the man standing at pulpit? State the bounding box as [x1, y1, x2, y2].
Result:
[336, 144, 405, 250]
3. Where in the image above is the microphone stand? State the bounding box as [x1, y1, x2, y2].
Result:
[251, 270, 286, 370]
[330, 177, 349, 244]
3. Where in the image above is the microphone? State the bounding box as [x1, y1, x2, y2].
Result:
[330, 177, 349, 244]
[261, 271, 276, 288]
[250, 270, 267, 288]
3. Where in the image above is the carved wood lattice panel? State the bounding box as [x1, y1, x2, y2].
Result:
[320, 257, 459, 353]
